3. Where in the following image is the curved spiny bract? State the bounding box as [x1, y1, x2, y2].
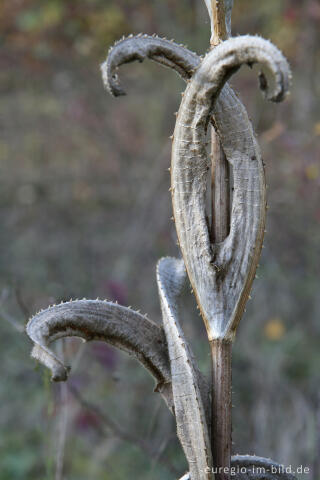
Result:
[157, 257, 213, 480]
[171, 35, 291, 341]
[180, 455, 297, 480]
[101, 34, 200, 97]
[26, 299, 174, 411]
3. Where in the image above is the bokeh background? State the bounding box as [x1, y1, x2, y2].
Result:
[1, 0, 319, 479]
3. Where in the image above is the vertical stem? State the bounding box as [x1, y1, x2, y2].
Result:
[211, 131, 230, 244]
[210, 0, 228, 46]
[207, 2, 232, 478]
[210, 339, 232, 480]
[210, 0, 231, 244]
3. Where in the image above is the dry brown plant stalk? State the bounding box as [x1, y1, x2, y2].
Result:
[26, 2, 294, 479]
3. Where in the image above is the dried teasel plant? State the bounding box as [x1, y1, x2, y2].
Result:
[26, 1, 295, 479]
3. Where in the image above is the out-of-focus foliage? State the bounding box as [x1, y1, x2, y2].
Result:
[0, 1, 319, 479]
[1, 0, 128, 58]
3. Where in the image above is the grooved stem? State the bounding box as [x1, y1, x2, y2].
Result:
[209, 3, 232, 476]
[210, 0, 228, 46]
[211, 129, 230, 243]
[211, 339, 232, 480]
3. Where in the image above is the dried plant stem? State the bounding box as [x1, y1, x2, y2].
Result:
[210, 339, 232, 480]
[209, 0, 231, 248]
[210, 71, 231, 480]
[26, 23, 291, 478]
[210, 140, 232, 477]
[210, 0, 228, 46]
[211, 131, 230, 244]
[209, 3, 232, 479]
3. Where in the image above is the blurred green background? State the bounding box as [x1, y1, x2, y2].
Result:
[0, 0, 319, 479]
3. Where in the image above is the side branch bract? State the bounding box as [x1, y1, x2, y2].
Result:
[102, 34, 200, 97]
[26, 299, 174, 411]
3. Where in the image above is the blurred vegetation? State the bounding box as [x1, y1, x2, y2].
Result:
[0, 0, 319, 479]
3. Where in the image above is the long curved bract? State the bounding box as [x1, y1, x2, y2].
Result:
[157, 257, 213, 480]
